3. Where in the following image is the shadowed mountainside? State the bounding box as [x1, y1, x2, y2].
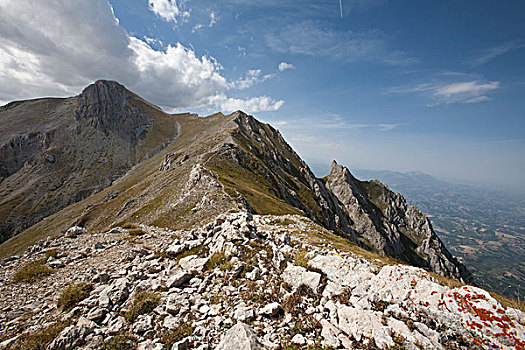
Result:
[0, 80, 177, 243]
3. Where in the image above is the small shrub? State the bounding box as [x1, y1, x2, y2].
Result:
[219, 260, 234, 271]
[57, 282, 93, 311]
[13, 259, 53, 283]
[205, 251, 227, 270]
[159, 321, 194, 348]
[102, 333, 137, 350]
[372, 300, 391, 312]
[123, 291, 161, 323]
[294, 249, 310, 268]
[121, 223, 138, 229]
[128, 228, 146, 236]
[175, 245, 209, 260]
[240, 264, 254, 278]
[45, 249, 60, 259]
[10, 321, 70, 350]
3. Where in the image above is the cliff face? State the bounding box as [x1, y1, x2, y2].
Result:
[326, 161, 472, 282]
[0, 83, 469, 283]
[0, 80, 177, 244]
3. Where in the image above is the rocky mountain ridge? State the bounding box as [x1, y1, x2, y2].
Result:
[0, 81, 469, 282]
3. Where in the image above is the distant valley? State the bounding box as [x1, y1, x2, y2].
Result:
[353, 169, 525, 299]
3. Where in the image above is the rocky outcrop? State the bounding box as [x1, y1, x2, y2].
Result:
[326, 160, 472, 282]
[0, 213, 522, 349]
[75, 80, 151, 144]
[208, 112, 469, 281]
[0, 80, 177, 244]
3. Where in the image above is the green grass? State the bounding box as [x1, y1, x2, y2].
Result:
[123, 291, 161, 323]
[175, 245, 209, 260]
[13, 259, 53, 283]
[57, 282, 93, 311]
[207, 156, 303, 216]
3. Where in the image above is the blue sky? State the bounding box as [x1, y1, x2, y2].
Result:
[1, 0, 524, 190]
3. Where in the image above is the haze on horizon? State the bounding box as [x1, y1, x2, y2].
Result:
[1, 0, 524, 191]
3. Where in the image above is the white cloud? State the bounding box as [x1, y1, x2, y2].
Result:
[266, 20, 416, 65]
[209, 11, 218, 27]
[387, 80, 501, 105]
[0, 0, 283, 113]
[433, 81, 500, 104]
[232, 69, 274, 90]
[191, 24, 204, 33]
[212, 94, 284, 113]
[472, 41, 525, 67]
[129, 37, 227, 108]
[148, 0, 189, 24]
[278, 62, 295, 71]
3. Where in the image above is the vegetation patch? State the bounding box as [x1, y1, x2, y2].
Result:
[10, 320, 70, 350]
[175, 245, 209, 260]
[123, 290, 161, 323]
[13, 258, 53, 283]
[128, 228, 146, 236]
[57, 282, 93, 311]
[102, 333, 137, 350]
[44, 249, 61, 259]
[159, 321, 194, 348]
[294, 249, 311, 268]
[205, 251, 228, 270]
[120, 222, 138, 229]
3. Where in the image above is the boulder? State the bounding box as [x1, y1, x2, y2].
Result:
[282, 264, 321, 292]
[216, 322, 264, 350]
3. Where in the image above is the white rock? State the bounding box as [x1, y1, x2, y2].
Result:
[337, 305, 394, 348]
[259, 302, 281, 317]
[290, 334, 306, 345]
[320, 319, 341, 348]
[216, 322, 264, 350]
[282, 263, 321, 292]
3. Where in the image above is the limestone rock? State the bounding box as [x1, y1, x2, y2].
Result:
[216, 322, 264, 350]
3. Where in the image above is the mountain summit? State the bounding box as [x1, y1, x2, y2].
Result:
[3, 81, 521, 349]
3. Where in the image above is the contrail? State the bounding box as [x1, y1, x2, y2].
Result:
[339, 0, 343, 19]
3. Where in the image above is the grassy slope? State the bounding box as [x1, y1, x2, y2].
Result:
[0, 113, 209, 258]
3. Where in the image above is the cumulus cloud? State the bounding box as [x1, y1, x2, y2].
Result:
[0, 0, 283, 113]
[278, 62, 295, 71]
[212, 94, 284, 113]
[148, 0, 189, 24]
[232, 69, 274, 90]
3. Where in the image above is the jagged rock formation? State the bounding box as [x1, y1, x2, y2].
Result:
[0, 80, 177, 243]
[1, 81, 468, 284]
[0, 214, 523, 349]
[326, 160, 472, 282]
